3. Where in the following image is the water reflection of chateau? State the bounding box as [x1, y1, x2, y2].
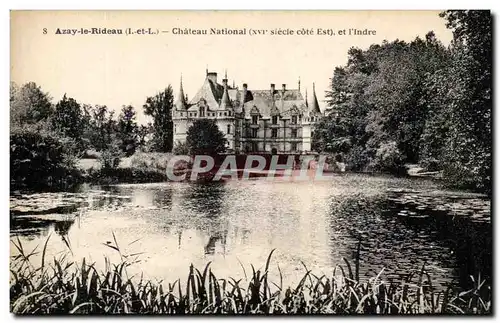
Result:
[172, 70, 323, 154]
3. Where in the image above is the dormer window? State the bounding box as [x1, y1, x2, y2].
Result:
[198, 98, 206, 117]
[252, 115, 258, 124]
[292, 115, 297, 124]
[272, 116, 278, 125]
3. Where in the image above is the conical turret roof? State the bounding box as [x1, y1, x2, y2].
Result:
[309, 83, 321, 114]
[175, 75, 187, 110]
[220, 78, 232, 110]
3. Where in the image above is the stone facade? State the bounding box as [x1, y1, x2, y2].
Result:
[172, 70, 322, 154]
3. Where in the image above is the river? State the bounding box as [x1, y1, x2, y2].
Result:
[10, 174, 491, 291]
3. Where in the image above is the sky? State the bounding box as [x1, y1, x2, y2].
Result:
[11, 11, 453, 124]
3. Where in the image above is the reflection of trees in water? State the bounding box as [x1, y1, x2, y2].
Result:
[183, 182, 229, 255]
[10, 218, 51, 239]
[11, 216, 74, 239]
[88, 185, 131, 209]
[54, 220, 74, 237]
[328, 194, 442, 283]
[204, 228, 229, 255]
[391, 208, 492, 290]
[153, 188, 173, 209]
[327, 192, 491, 291]
[185, 182, 226, 216]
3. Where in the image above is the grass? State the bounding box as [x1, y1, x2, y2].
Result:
[10, 235, 491, 315]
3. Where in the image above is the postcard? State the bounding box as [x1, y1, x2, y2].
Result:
[10, 10, 492, 315]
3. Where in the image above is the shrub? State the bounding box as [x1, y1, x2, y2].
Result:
[172, 141, 190, 155]
[130, 152, 173, 173]
[87, 167, 169, 184]
[371, 141, 406, 174]
[10, 128, 82, 190]
[97, 138, 123, 171]
[344, 146, 371, 171]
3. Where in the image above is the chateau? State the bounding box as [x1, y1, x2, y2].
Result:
[172, 70, 323, 154]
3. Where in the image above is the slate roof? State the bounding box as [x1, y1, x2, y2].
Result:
[242, 90, 307, 119]
[180, 72, 320, 117]
[175, 77, 187, 110]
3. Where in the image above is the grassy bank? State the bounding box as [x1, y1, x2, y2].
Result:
[80, 153, 185, 185]
[10, 237, 491, 315]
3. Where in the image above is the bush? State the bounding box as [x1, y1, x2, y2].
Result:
[344, 146, 371, 171]
[370, 141, 406, 174]
[130, 152, 173, 173]
[97, 138, 123, 171]
[87, 167, 169, 185]
[10, 128, 82, 190]
[172, 140, 190, 155]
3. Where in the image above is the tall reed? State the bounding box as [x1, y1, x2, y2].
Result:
[10, 234, 491, 315]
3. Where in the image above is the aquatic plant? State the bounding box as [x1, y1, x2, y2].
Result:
[9, 235, 491, 315]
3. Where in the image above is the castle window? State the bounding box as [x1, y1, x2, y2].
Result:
[272, 116, 278, 124]
[227, 124, 231, 134]
[228, 111, 232, 116]
[251, 128, 257, 138]
[291, 143, 297, 151]
[271, 129, 278, 138]
[199, 106, 205, 117]
[174, 124, 177, 134]
[291, 129, 297, 138]
[252, 115, 258, 124]
[224, 112, 227, 116]
[292, 115, 297, 124]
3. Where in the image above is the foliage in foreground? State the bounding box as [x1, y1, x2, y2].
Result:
[10, 236, 491, 315]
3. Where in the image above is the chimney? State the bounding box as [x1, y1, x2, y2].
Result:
[282, 84, 286, 92]
[241, 83, 248, 106]
[222, 78, 228, 87]
[270, 83, 275, 94]
[207, 72, 217, 84]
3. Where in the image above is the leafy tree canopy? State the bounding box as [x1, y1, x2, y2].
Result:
[186, 119, 227, 155]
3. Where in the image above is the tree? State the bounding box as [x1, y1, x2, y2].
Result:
[186, 119, 227, 155]
[136, 123, 152, 152]
[117, 105, 138, 156]
[10, 82, 53, 127]
[51, 94, 86, 153]
[143, 86, 174, 152]
[319, 33, 449, 172]
[439, 10, 492, 193]
[84, 105, 116, 152]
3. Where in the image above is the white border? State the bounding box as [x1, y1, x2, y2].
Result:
[2, 1, 499, 322]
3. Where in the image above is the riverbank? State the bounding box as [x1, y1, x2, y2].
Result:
[10, 245, 491, 315]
